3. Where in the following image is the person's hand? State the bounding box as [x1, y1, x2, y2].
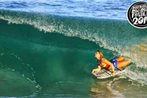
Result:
[92, 69, 99, 76]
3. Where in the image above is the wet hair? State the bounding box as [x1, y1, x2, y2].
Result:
[95, 50, 103, 58]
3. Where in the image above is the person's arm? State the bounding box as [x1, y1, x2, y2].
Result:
[92, 66, 101, 76]
[103, 58, 115, 75]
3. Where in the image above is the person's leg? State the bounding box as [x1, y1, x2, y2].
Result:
[117, 59, 131, 69]
[116, 57, 125, 62]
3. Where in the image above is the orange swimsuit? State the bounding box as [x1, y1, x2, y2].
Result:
[99, 58, 110, 69]
[100, 63, 110, 69]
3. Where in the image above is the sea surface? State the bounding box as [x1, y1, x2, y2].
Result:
[0, 0, 147, 98]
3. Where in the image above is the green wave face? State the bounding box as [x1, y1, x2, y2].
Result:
[0, 18, 114, 97]
[0, 10, 147, 98]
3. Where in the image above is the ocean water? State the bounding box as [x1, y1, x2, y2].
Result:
[0, 0, 139, 20]
[0, 0, 147, 98]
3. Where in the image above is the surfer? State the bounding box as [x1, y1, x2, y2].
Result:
[92, 50, 131, 76]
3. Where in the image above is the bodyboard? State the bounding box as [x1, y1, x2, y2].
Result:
[96, 68, 125, 79]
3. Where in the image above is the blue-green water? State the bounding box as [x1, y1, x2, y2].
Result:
[0, 0, 136, 20]
[0, 10, 147, 98]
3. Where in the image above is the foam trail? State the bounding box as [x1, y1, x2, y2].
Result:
[121, 41, 147, 84]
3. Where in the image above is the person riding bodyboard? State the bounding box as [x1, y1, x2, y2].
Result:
[92, 50, 131, 77]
